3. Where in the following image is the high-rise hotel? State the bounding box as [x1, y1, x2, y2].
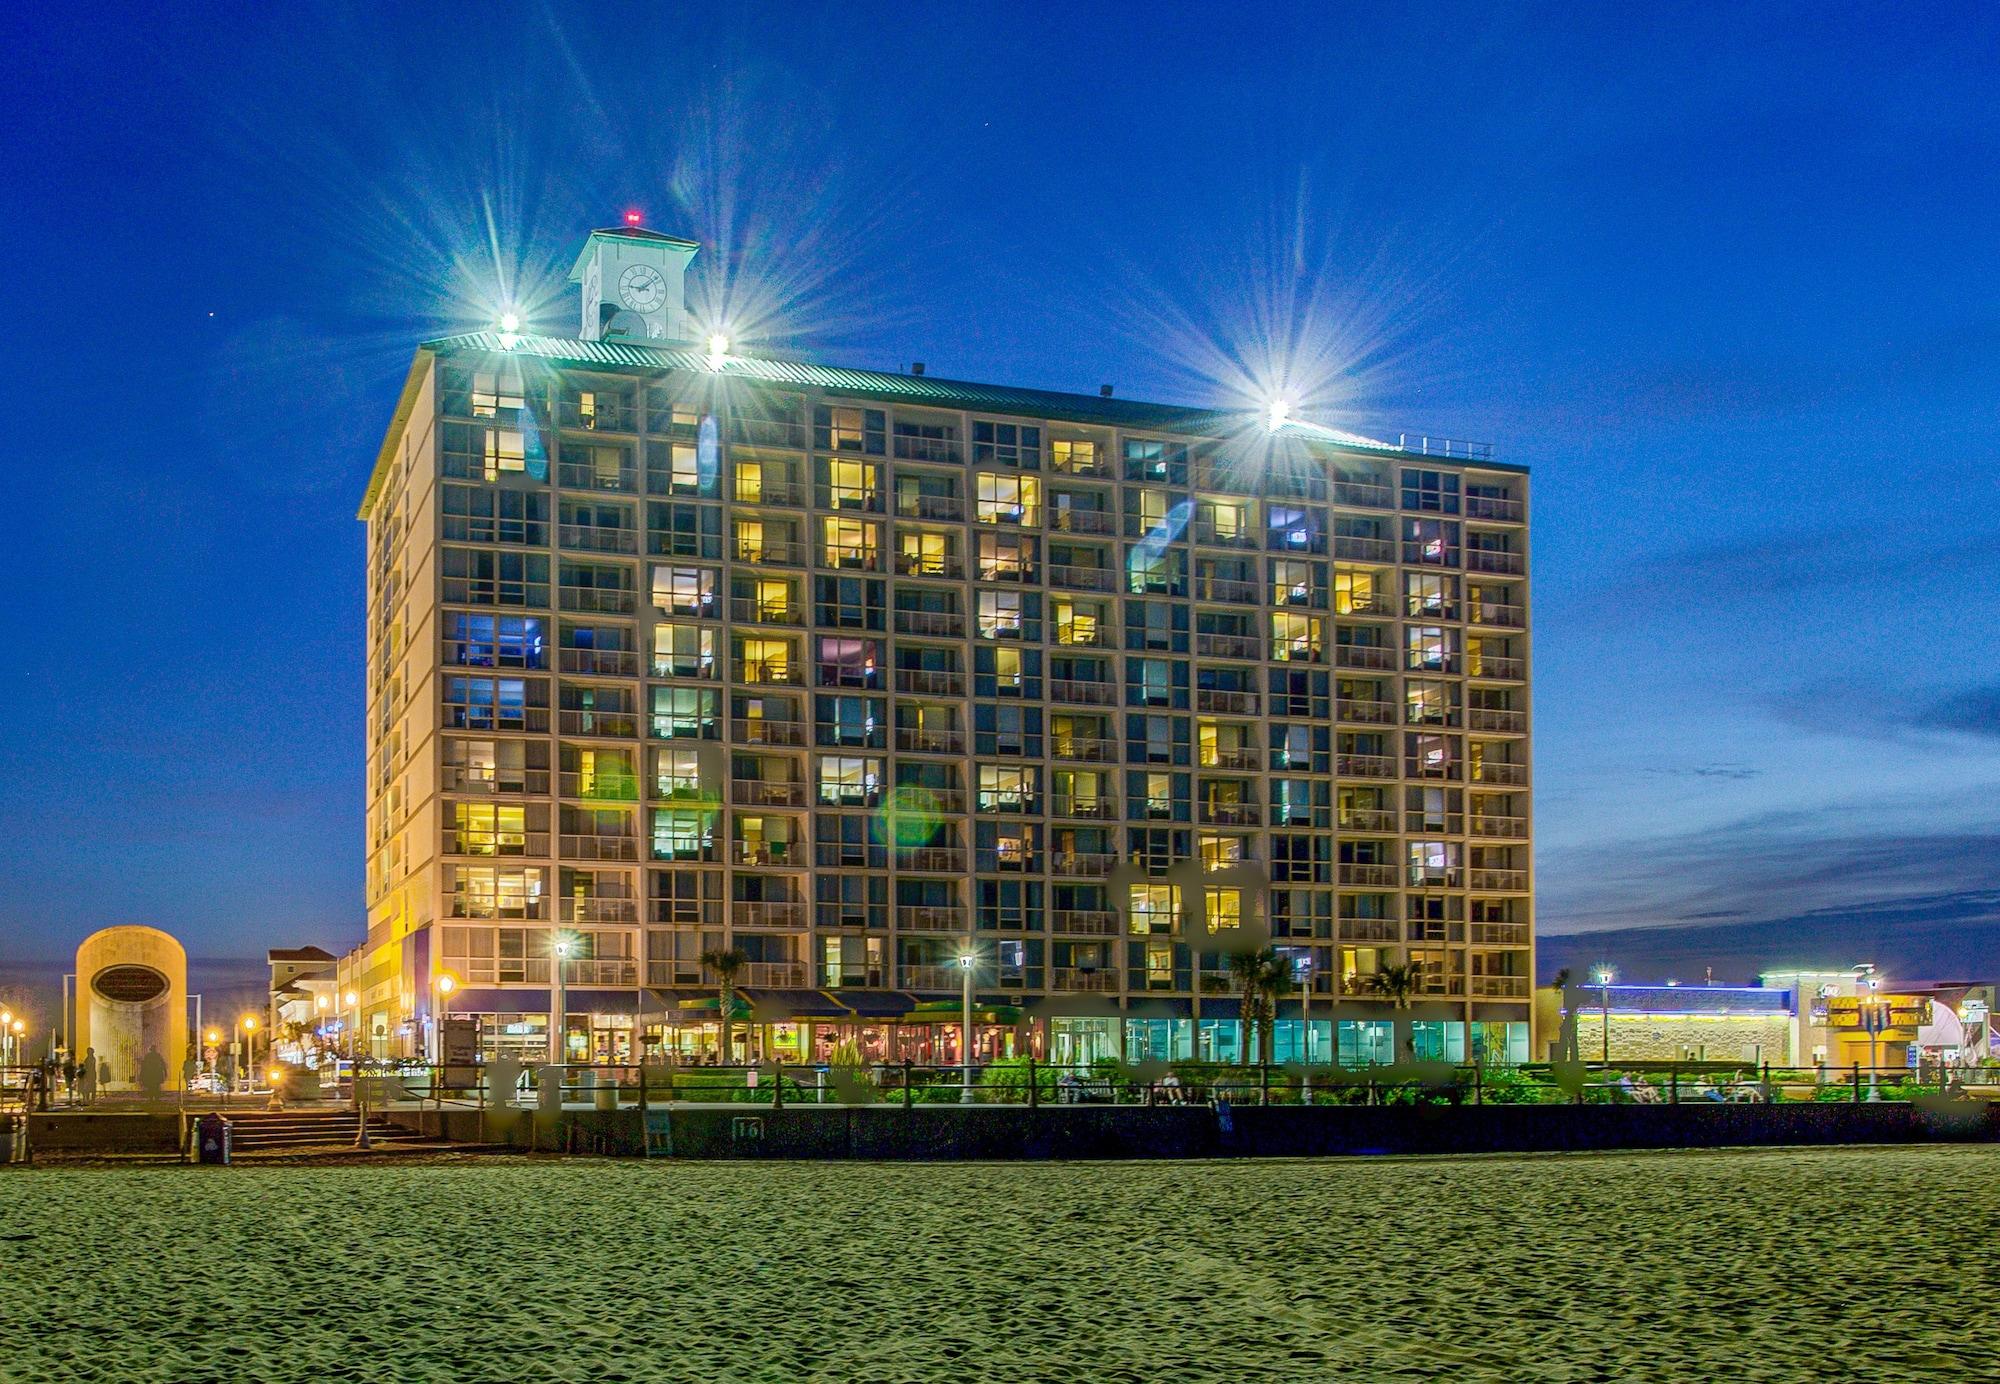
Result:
[346, 225, 1532, 1068]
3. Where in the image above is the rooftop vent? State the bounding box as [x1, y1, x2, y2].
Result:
[911, 362, 926, 376]
[1099, 384, 1114, 398]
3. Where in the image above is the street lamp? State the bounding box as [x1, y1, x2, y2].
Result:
[1590, 965, 1616, 1064]
[1859, 970, 1885, 1102]
[958, 950, 977, 1105]
[1, 1009, 12, 1068]
[550, 932, 576, 1066]
[238, 1015, 259, 1095]
[343, 990, 360, 1062]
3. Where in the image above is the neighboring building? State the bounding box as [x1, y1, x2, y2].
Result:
[348, 224, 1534, 1068]
[267, 946, 339, 1064]
[1535, 983, 1794, 1065]
[1760, 968, 1932, 1072]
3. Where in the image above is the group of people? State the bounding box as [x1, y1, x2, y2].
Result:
[17, 1049, 111, 1109]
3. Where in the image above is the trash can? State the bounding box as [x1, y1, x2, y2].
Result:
[196, 1113, 231, 1165]
[592, 1069, 617, 1112]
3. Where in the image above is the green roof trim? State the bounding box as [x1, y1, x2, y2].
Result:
[418, 330, 1523, 471]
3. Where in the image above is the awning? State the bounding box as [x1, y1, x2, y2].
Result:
[905, 1000, 1025, 1025]
[827, 990, 920, 1018]
[1918, 1003, 1966, 1050]
[1123, 997, 1194, 1019]
[741, 988, 852, 1020]
[447, 987, 643, 1014]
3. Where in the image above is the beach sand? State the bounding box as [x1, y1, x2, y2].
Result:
[0, 1145, 1986, 1382]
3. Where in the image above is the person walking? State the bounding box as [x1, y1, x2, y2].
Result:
[96, 1054, 111, 1098]
[62, 1057, 78, 1105]
[78, 1047, 99, 1105]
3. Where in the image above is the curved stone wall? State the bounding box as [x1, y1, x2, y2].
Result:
[75, 926, 188, 1090]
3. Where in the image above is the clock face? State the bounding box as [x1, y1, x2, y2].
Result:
[618, 263, 667, 313]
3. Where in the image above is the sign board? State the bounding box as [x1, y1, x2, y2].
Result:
[441, 1016, 481, 1089]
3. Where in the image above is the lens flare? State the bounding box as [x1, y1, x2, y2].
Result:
[872, 786, 942, 849]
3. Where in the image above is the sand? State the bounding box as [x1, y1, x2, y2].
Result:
[0, 1146, 1986, 1382]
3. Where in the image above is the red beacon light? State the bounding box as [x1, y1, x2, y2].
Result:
[624, 209, 643, 226]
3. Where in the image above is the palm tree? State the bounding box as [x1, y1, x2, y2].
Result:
[1226, 948, 1292, 1066]
[1366, 962, 1425, 1010]
[1254, 953, 1294, 1066]
[700, 948, 748, 1062]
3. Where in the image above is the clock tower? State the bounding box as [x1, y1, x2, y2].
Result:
[567, 222, 700, 344]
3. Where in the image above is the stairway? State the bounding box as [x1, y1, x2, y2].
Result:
[209, 1109, 413, 1153]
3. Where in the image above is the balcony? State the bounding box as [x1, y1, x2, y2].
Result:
[1470, 922, 1530, 946]
[1466, 550, 1524, 575]
[897, 906, 966, 933]
[898, 846, 967, 872]
[735, 660, 802, 687]
[735, 901, 806, 928]
[1470, 814, 1528, 839]
[1200, 747, 1260, 771]
[896, 727, 964, 755]
[1338, 808, 1398, 833]
[1195, 633, 1260, 660]
[556, 462, 638, 494]
[1051, 851, 1118, 876]
[1338, 917, 1400, 943]
[1193, 522, 1259, 549]
[893, 434, 963, 464]
[442, 830, 550, 858]
[560, 648, 640, 678]
[1332, 535, 1394, 562]
[1051, 736, 1116, 762]
[1051, 968, 1118, 993]
[441, 766, 551, 796]
[1469, 868, 1528, 891]
[442, 579, 548, 609]
[557, 710, 639, 737]
[1339, 593, 1399, 619]
[1468, 708, 1528, 734]
[558, 524, 638, 555]
[1052, 794, 1117, 820]
[896, 787, 965, 813]
[728, 598, 802, 625]
[731, 779, 808, 808]
[1195, 577, 1259, 604]
[975, 848, 1037, 872]
[742, 962, 809, 988]
[1338, 863, 1399, 888]
[557, 402, 637, 432]
[1195, 689, 1260, 715]
[1468, 760, 1528, 786]
[894, 610, 966, 638]
[559, 833, 640, 862]
[1052, 910, 1119, 936]
[1470, 655, 1526, 681]
[1334, 645, 1396, 672]
[822, 546, 880, 572]
[560, 896, 637, 924]
[731, 718, 805, 747]
[731, 842, 804, 868]
[557, 771, 639, 801]
[1469, 975, 1531, 999]
[894, 553, 965, 580]
[1464, 493, 1524, 522]
[1048, 564, 1117, 592]
[558, 586, 637, 616]
[895, 669, 964, 697]
[735, 540, 807, 567]
[1336, 699, 1397, 726]
[738, 481, 806, 508]
[732, 418, 809, 450]
[897, 494, 965, 521]
[1050, 508, 1116, 535]
[1050, 679, 1115, 706]
[1470, 603, 1526, 630]
[1198, 801, 1261, 826]
[1332, 480, 1394, 508]
[902, 964, 969, 991]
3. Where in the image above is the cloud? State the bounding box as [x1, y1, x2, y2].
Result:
[1616, 525, 2000, 606]
[1644, 764, 1761, 781]
[1909, 682, 2000, 740]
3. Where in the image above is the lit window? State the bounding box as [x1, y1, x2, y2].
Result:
[899, 530, 951, 575]
[454, 803, 526, 856]
[818, 756, 882, 806]
[1143, 772, 1175, 816]
[1129, 884, 1179, 935]
[1145, 944, 1173, 987]
[1206, 888, 1242, 933]
[650, 809, 713, 861]
[1051, 438, 1099, 473]
[655, 749, 702, 799]
[737, 637, 792, 684]
[1271, 613, 1323, 662]
[991, 645, 1023, 690]
[734, 460, 765, 503]
[825, 459, 877, 507]
[651, 566, 715, 615]
[822, 516, 877, 568]
[978, 764, 1033, 811]
[652, 623, 715, 678]
[1406, 626, 1454, 672]
[482, 429, 526, 480]
[1200, 835, 1242, 872]
[978, 591, 1024, 639]
[471, 370, 524, 417]
[976, 473, 1041, 524]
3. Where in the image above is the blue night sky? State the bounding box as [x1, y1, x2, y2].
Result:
[4, 3, 1999, 976]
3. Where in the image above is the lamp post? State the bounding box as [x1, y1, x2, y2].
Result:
[343, 990, 360, 1062]
[550, 932, 575, 1067]
[433, 974, 457, 1066]
[205, 1029, 221, 1083]
[238, 1015, 260, 1095]
[1, 1009, 13, 1068]
[1590, 964, 1616, 1064]
[1861, 972, 1884, 1102]
[958, 950, 977, 1105]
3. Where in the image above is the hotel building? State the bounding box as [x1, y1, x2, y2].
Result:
[345, 225, 1533, 1068]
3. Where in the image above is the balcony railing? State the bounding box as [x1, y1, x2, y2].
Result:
[1468, 760, 1528, 786]
[441, 766, 551, 796]
[1470, 655, 1525, 680]
[559, 648, 640, 677]
[1468, 708, 1528, 734]
[557, 771, 639, 801]
[1470, 604, 1526, 630]
[1050, 679, 1115, 705]
[735, 901, 806, 928]
[1052, 851, 1118, 876]
[1339, 594, 1399, 619]
[1470, 814, 1529, 839]
[1465, 495, 1524, 522]
[731, 842, 804, 868]
[735, 540, 807, 567]
[558, 587, 637, 615]
[442, 830, 550, 858]
[557, 710, 640, 738]
[1332, 535, 1394, 562]
[1469, 975, 1531, 999]
[1050, 508, 1116, 534]
[815, 844, 889, 870]
[731, 718, 805, 747]
[1198, 801, 1261, 826]
[893, 435, 963, 464]
[898, 847, 967, 872]
[737, 482, 806, 508]
[558, 524, 638, 555]
[556, 463, 638, 494]
[1051, 968, 1118, 992]
[1195, 633, 1260, 659]
[1332, 480, 1394, 508]
[1335, 645, 1396, 672]
[1200, 747, 1260, 771]
[896, 906, 966, 932]
[1470, 922, 1530, 946]
[1338, 917, 1400, 942]
[731, 779, 808, 808]
[897, 493, 965, 521]
[902, 964, 968, 991]
[732, 418, 809, 449]
[896, 727, 964, 755]
[1052, 910, 1119, 936]
[896, 787, 966, 813]
[559, 833, 640, 861]
[894, 610, 966, 638]
[1195, 689, 1260, 715]
[442, 579, 549, 609]
[894, 553, 965, 580]
[734, 661, 802, 687]
[895, 669, 964, 697]
[1337, 809, 1398, 833]
[742, 962, 808, 988]
[1051, 736, 1117, 762]
[728, 598, 802, 625]
[1469, 868, 1528, 891]
[1052, 794, 1117, 819]
[1336, 699, 1398, 726]
[1338, 863, 1399, 888]
[557, 402, 637, 432]
[975, 848, 1037, 872]
[1048, 564, 1117, 592]
[1466, 550, 1524, 575]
